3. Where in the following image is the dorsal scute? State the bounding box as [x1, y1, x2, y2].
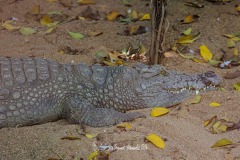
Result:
[0, 57, 14, 87]
[76, 63, 92, 78]
[91, 64, 108, 85]
[35, 58, 50, 81]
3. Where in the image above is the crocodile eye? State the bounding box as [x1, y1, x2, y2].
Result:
[205, 71, 216, 78]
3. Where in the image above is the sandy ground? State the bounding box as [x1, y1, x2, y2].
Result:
[0, 0, 240, 160]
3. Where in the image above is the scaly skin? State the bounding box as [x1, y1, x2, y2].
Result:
[0, 57, 221, 128]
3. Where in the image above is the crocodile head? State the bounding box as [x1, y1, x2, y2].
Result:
[133, 63, 221, 107]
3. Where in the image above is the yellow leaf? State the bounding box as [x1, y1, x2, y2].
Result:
[212, 121, 221, 133]
[85, 133, 95, 139]
[199, 45, 213, 61]
[230, 36, 240, 42]
[77, 0, 96, 5]
[218, 124, 227, 132]
[88, 150, 99, 160]
[190, 95, 201, 104]
[181, 15, 199, 24]
[233, 48, 238, 56]
[204, 116, 217, 127]
[129, 10, 138, 19]
[182, 27, 192, 35]
[87, 30, 103, 37]
[140, 13, 150, 20]
[40, 15, 53, 26]
[235, 5, 240, 12]
[45, 27, 57, 34]
[1, 22, 19, 30]
[209, 102, 220, 107]
[211, 138, 233, 148]
[233, 82, 240, 91]
[103, 61, 117, 66]
[117, 123, 132, 129]
[46, 22, 59, 28]
[227, 39, 235, 48]
[151, 107, 169, 117]
[177, 32, 201, 44]
[146, 134, 165, 149]
[106, 10, 120, 21]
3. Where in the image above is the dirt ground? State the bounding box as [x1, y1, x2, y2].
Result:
[0, 0, 240, 160]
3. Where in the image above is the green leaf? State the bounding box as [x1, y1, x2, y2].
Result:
[68, 31, 85, 40]
[183, 27, 192, 36]
[19, 27, 36, 35]
[190, 95, 202, 104]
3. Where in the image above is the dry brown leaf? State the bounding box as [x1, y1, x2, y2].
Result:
[224, 70, 240, 79]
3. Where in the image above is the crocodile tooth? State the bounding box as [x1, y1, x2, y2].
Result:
[196, 90, 199, 95]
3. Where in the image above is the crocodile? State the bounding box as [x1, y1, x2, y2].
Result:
[0, 57, 221, 128]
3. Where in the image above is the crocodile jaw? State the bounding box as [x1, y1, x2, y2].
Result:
[135, 70, 221, 107]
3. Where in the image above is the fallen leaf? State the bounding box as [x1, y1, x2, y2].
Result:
[181, 15, 199, 24]
[106, 10, 120, 21]
[117, 123, 132, 130]
[146, 134, 165, 149]
[77, 0, 96, 5]
[61, 136, 81, 140]
[235, 5, 240, 12]
[45, 27, 57, 34]
[209, 102, 221, 107]
[126, 25, 147, 35]
[88, 150, 99, 160]
[224, 70, 240, 79]
[233, 82, 240, 91]
[204, 115, 217, 127]
[19, 27, 36, 35]
[177, 32, 201, 44]
[190, 95, 202, 104]
[184, 2, 204, 8]
[209, 60, 222, 66]
[40, 15, 53, 26]
[68, 31, 85, 40]
[227, 39, 235, 48]
[85, 133, 95, 139]
[199, 45, 213, 61]
[151, 107, 169, 117]
[179, 53, 195, 59]
[1, 21, 19, 30]
[87, 30, 103, 37]
[182, 27, 192, 36]
[129, 9, 138, 19]
[211, 138, 233, 148]
[48, 11, 62, 15]
[140, 13, 150, 20]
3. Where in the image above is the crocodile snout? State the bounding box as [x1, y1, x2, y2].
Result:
[201, 71, 221, 86]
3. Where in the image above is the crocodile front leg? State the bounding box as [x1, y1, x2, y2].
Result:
[62, 95, 146, 127]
